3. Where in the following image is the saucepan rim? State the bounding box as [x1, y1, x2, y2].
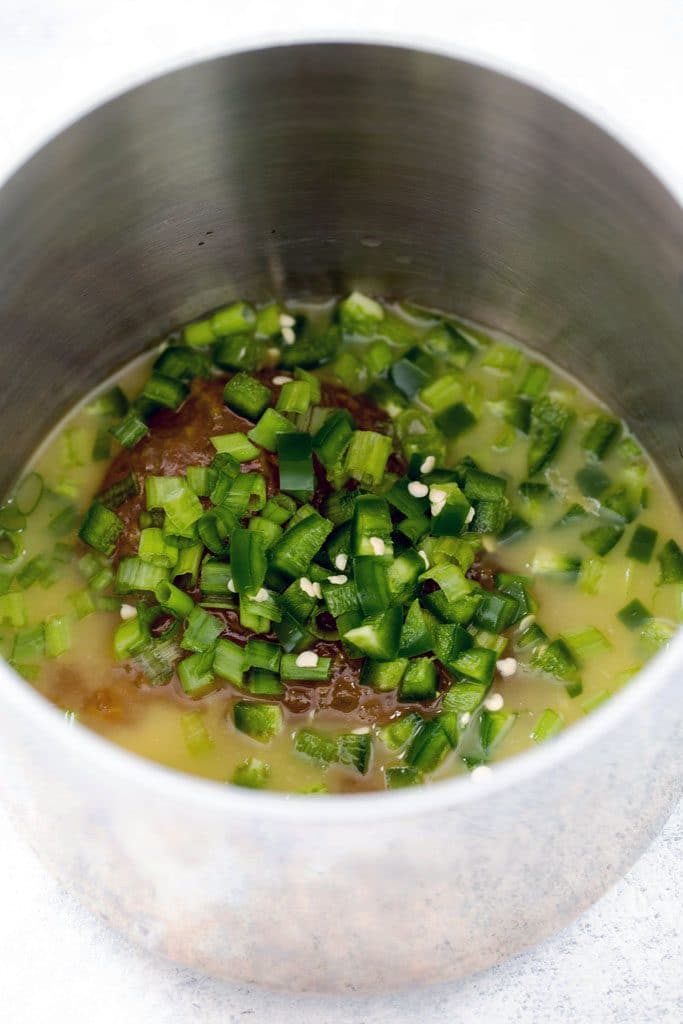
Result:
[1, 40, 682, 825]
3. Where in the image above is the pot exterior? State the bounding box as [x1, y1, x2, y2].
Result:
[0, 45, 681, 991]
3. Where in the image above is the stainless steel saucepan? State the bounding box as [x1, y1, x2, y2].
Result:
[0, 43, 681, 992]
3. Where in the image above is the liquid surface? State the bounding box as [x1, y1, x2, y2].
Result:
[2, 295, 682, 793]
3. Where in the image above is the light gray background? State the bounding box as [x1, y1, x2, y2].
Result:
[0, 2, 681, 1021]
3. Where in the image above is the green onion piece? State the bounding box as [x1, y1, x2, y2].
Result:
[146, 477, 203, 534]
[181, 711, 214, 756]
[16, 553, 54, 589]
[86, 385, 129, 417]
[183, 317, 216, 346]
[248, 516, 282, 550]
[213, 334, 267, 372]
[132, 635, 180, 686]
[223, 372, 271, 420]
[338, 291, 384, 333]
[12, 624, 45, 664]
[0, 505, 26, 532]
[639, 618, 676, 655]
[434, 623, 473, 668]
[294, 728, 341, 765]
[463, 468, 507, 502]
[198, 558, 232, 596]
[262, 493, 297, 526]
[532, 639, 580, 682]
[351, 494, 393, 558]
[434, 402, 477, 439]
[269, 511, 333, 578]
[116, 557, 169, 593]
[248, 670, 284, 696]
[322, 489, 357, 528]
[422, 321, 475, 368]
[222, 472, 266, 516]
[68, 589, 95, 619]
[378, 711, 423, 751]
[113, 615, 149, 659]
[210, 432, 259, 462]
[578, 555, 604, 595]
[233, 700, 283, 742]
[213, 638, 245, 685]
[384, 549, 423, 605]
[399, 600, 433, 657]
[244, 638, 282, 674]
[398, 657, 437, 701]
[361, 658, 408, 691]
[44, 615, 72, 658]
[255, 302, 283, 338]
[321, 575, 358, 618]
[110, 410, 150, 449]
[0, 532, 22, 565]
[240, 588, 281, 624]
[580, 524, 623, 556]
[344, 431, 392, 487]
[561, 626, 610, 660]
[211, 301, 256, 336]
[232, 757, 271, 789]
[531, 548, 582, 579]
[78, 501, 124, 556]
[406, 720, 451, 773]
[155, 579, 194, 618]
[482, 343, 522, 373]
[339, 733, 372, 774]
[292, 366, 321, 404]
[178, 647, 217, 697]
[230, 528, 267, 595]
[468, 498, 510, 536]
[626, 524, 657, 564]
[421, 562, 473, 606]
[97, 472, 139, 510]
[174, 543, 203, 585]
[385, 766, 423, 789]
[431, 485, 472, 537]
[531, 708, 565, 742]
[0, 592, 27, 627]
[390, 350, 433, 398]
[181, 605, 223, 653]
[581, 414, 621, 459]
[280, 652, 332, 681]
[450, 646, 497, 685]
[617, 598, 652, 630]
[92, 427, 112, 461]
[442, 681, 487, 714]
[343, 606, 402, 661]
[658, 539, 683, 583]
[473, 591, 519, 632]
[581, 691, 611, 715]
[420, 373, 463, 414]
[312, 409, 355, 469]
[480, 709, 517, 755]
[248, 407, 296, 451]
[602, 485, 640, 523]
[518, 362, 550, 398]
[277, 432, 314, 496]
[527, 396, 573, 476]
[141, 373, 188, 410]
[138, 527, 178, 568]
[154, 345, 208, 380]
[276, 380, 311, 415]
[575, 464, 610, 499]
[353, 556, 391, 616]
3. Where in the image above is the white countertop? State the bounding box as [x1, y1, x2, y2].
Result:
[1, 2, 681, 1021]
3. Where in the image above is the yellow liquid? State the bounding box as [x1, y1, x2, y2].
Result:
[3, 300, 682, 793]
